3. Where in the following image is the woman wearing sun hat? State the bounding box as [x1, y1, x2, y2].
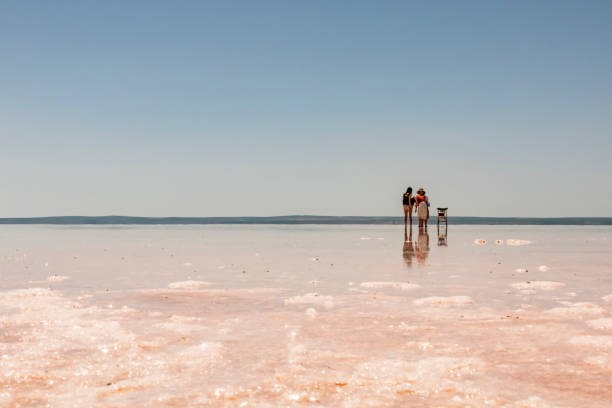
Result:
[415, 188, 429, 228]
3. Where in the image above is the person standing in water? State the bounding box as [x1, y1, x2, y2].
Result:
[402, 187, 414, 228]
[415, 188, 429, 228]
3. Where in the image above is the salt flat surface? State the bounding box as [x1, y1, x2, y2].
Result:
[360, 281, 421, 291]
[0, 224, 611, 407]
[167, 280, 211, 289]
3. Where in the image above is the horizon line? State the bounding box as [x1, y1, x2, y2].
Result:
[0, 215, 611, 226]
[1, 214, 612, 219]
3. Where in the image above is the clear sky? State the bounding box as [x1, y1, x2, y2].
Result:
[1, 1, 611, 217]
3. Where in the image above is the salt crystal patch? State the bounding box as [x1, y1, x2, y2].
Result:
[568, 335, 612, 349]
[360, 237, 372, 240]
[602, 294, 612, 302]
[586, 318, 612, 330]
[545, 302, 604, 317]
[168, 280, 211, 289]
[406, 341, 433, 351]
[170, 314, 203, 323]
[474, 239, 486, 245]
[284, 293, 334, 309]
[137, 337, 169, 349]
[0, 394, 10, 408]
[510, 396, 553, 408]
[0, 288, 56, 302]
[183, 262, 193, 267]
[179, 342, 224, 364]
[584, 354, 612, 369]
[506, 239, 531, 246]
[288, 344, 308, 365]
[515, 268, 527, 273]
[397, 322, 419, 331]
[413, 296, 473, 306]
[538, 265, 550, 272]
[360, 281, 421, 291]
[120, 305, 136, 313]
[47, 275, 69, 282]
[510, 281, 564, 290]
[351, 357, 484, 396]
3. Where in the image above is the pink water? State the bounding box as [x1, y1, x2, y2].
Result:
[1, 225, 611, 407]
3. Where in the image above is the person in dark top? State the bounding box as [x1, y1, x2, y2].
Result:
[402, 187, 413, 228]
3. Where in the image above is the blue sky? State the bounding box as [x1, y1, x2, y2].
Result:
[1, 1, 611, 217]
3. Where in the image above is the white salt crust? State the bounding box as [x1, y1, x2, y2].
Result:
[0, 288, 228, 407]
[508, 396, 553, 408]
[167, 280, 211, 289]
[545, 302, 604, 317]
[360, 281, 421, 291]
[506, 240, 531, 246]
[348, 357, 485, 398]
[510, 281, 565, 291]
[584, 354, 612, 370]
[586, 318, 612, 330]
[47, 275, 69, 282]
[413, 296, 474, 306]
[568, 335, 612, 349]
[284, 293, 335, 309]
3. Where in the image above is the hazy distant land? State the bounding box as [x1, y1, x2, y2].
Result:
[0, 216, 610, 225]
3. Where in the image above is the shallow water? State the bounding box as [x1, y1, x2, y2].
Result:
[1, 225, 611, 407]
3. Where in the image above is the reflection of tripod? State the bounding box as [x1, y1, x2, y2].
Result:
[438, 227, 447, 246]
[437, 214, 448, 246]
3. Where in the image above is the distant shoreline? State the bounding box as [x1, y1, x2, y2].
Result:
[0, 216, 611, 225]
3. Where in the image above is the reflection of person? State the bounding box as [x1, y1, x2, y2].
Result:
[416, 227, 429, 264]
[402, 187, 414, 227]
[415, 188, 429, 228]
[402, 228, 415, 267]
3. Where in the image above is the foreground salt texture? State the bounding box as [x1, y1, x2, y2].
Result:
[2, 286, 611, 407]
[0, 224, 611, 407]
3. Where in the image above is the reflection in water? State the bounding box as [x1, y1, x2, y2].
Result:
[416, 227, 429, 264]
[402, 226, 415, 267]
[438, 223, 448, 246]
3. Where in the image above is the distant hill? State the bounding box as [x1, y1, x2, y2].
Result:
[0, 216, 610, 225]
